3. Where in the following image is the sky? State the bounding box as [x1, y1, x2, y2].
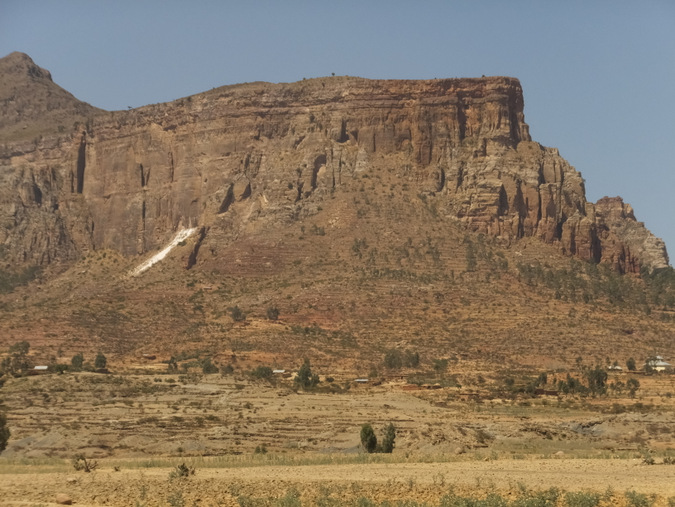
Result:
[1, 0, 674, 261]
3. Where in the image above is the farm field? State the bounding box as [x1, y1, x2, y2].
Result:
[2, 370, 675, 506]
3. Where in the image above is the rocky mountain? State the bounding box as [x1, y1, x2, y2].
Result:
[0, 53, 668, 277]
[1, 53, 674, 374]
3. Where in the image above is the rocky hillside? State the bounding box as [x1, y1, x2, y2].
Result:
[0, 53, 674, 372]
[0, 53, 668, 276]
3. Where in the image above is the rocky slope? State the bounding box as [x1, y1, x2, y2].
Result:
[0, 52, 669, 274]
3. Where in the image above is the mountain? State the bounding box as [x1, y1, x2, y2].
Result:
[0, 53, 673, 371]
[0, 52, 101, 141]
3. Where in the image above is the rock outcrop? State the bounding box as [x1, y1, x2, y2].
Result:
[0, 52, 669, 273]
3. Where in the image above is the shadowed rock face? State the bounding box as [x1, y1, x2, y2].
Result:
[0, 53, 669, 272]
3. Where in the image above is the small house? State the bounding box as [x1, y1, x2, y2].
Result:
[647, 356, 672, 372]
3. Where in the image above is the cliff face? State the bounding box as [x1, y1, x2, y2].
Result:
[0, 53, 669, 272]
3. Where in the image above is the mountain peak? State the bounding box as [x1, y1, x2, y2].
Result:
[0, 51, 53, 81]
[0, 52, 100, 140]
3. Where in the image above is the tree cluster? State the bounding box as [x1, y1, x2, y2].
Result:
[360, 423, 396, 453]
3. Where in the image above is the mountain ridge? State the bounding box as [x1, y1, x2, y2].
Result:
[0, 53, 673, 372]
[0, 52, 668, 274]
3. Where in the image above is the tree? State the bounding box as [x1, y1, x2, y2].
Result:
[433, 358, 449, 374]
[585, 366, 608, 395]
[201, 358, 219, 374]
[94, 352, 107, 369]
[384, 349, 402, 369]
[360, 423, 377, 453]
[9, 341, 29, 356]
[1, 341, 31, 377]
[251, 366, 273, 379]
[379, 423, 396, 453]
[0, 412, 9, 453]
[228, 306, 246, 322]
[266, 306, 280, 321]
[295, 359, 319, 389]
[627, 378, 640, 398]
[71, 353, 84, 370]
[626, 357, 636, 371]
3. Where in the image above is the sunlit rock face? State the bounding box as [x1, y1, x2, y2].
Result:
[0, 53, 668, 272]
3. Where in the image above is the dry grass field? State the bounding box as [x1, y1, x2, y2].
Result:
[1, 369, 675, 505]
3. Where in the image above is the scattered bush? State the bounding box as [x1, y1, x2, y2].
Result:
[564, 491, 601, 507]
[72, 454, 98, 472]
[624, 490, 654, 507]
[168, 462, 195, 481]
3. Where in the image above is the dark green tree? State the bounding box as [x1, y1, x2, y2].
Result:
[71, 353, 84, 370]
[266, 306, 280, 321]
[0, 411, 8, 453]
[626, 357, 636, 371]
[627, 378, 640, 398]
[585, 366, 608, 395]
[228, 306, 246, 322]
[383, 349, 402, 369]
[379, 423, 396, 453]
[360, 423, 377, 453]
[1, 341, 31, 377]
[94, 352, 107, 369]
[295, 359, 319, 389]
[201, 358, 219, 374]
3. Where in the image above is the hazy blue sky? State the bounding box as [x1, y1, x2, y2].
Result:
[2, 1, 674, 261]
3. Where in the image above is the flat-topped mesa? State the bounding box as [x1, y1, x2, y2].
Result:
[0, 55, 669, 272]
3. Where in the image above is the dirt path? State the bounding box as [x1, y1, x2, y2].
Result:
[2, 459, 674, 506]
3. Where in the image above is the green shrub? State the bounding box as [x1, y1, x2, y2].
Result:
[624, 490, 654, 507]
[564, 491, 601, 507]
